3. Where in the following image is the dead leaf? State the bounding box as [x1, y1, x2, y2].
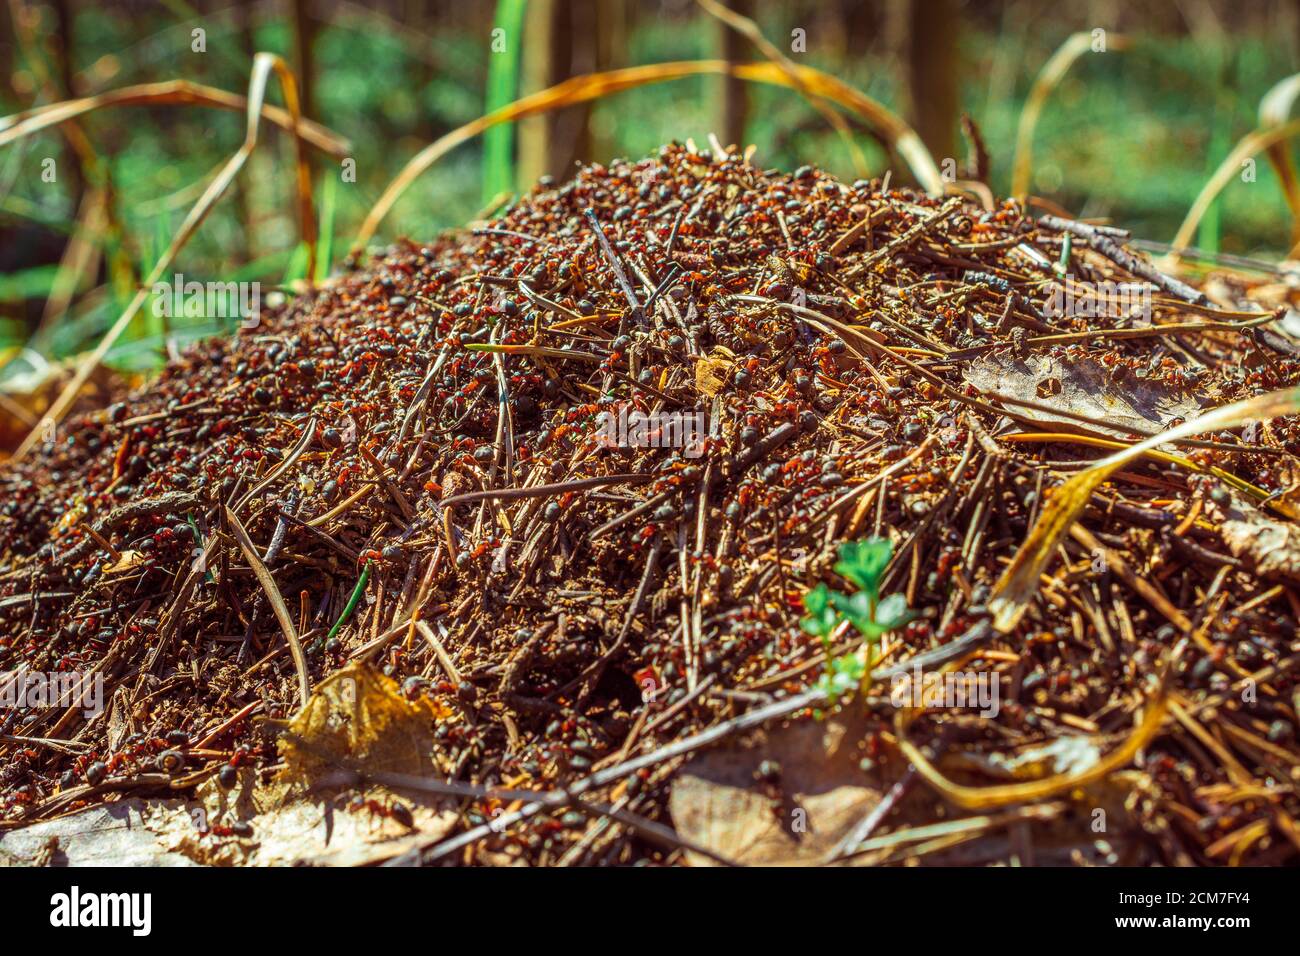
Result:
[0, 799, 197, 866]
[33, 662, 460, 867]
[963, 353, 1202, 438]
[668, 712, 931, 866]
[135, 663, 458, 865]
[273, 660, 444, 795]
[695, 350, 734, 399]
[1210, 490, 1300, 584]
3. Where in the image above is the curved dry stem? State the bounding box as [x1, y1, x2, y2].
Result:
[694, 0, 869, 178]
[225, 506, 311, 709]
[1167, 118, 1300, 263]
[987, 386, 1300, 634]
[0, 79, 350, 157]
[896, 671, 1169, 811]
[1259, 73, 1300, 245]
[13, 54, 320, 464]
[352, 59, 941, 255]
[33, 186, 108, 345]
[760, 63, 940, 197]
[1011, 32, 1127, 201]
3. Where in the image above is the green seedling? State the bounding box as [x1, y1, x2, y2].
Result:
[801, 537, 912, 706]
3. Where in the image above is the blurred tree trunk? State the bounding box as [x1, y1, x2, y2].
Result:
[289, 0, 316, 122]
[0, 8, 10, 85]
[409, 0, 440, 141]
[901, 0, 958, 167]
[49, 0, 83, 207]
[517, 0, 607, 189]
[517, 0, 558, 188]
[844, 0, 878, 56]
[234, 0, 258, 265]
[592, 0, 625, 161]
[717, 0, 751, 151]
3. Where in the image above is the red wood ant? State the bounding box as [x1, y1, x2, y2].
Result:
[346, 794, 415, 829]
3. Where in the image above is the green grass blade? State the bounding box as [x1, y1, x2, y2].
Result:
[482, 0, 527, 206]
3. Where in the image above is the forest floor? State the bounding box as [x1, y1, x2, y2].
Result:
[1, 144, 1298, 866]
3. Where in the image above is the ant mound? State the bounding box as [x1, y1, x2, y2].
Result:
[2, 144, 1299, 865]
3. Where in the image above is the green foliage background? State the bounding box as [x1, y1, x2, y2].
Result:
[2, 1, 1297, 370]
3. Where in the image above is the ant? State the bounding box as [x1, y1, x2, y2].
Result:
[346, 794, 415, 829]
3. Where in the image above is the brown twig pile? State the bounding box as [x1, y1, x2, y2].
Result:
[2, 143, 1299, 866]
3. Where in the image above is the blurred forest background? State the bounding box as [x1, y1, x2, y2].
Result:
[3, 0, 1300, 375]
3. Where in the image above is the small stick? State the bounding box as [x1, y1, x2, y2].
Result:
[855, 197, 963, 272]
[830, 206, 892, 257]
[1036, 214, 1130, 241]
[226, 507, 311, 707]
[359, 445, 415, 521]
[472, 227, 554, 247]
[441, 473, 654, 508]
[584, 208, 642, 312]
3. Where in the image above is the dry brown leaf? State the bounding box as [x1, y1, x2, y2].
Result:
[668, 713, 930, 866]
[147, 662, 454, 865]
[694, 352, 733, 399]
[273, 660, 445, 796]
[963, 353, 1202, 438]
[1211, 490, 1300, 584]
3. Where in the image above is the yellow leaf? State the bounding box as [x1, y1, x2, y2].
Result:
[274, 660, 445, 798]
[695, 353, 733, 399]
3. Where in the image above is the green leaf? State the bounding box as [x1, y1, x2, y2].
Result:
[802, 583, 831, 616]
[282, 241, 311, 285]
[834, 538, 893, 596]
[799, 585, 837, 638]
[316, 172, 337, 283]
[800, 610, 836, 639]
[0, 264, 59, 303]
[828, 589, 871, 620]
[818, 650, 869, 705]
[854, 620, 887, 640]
[826, 590, 881, 639]
[874, 593, 912, 631]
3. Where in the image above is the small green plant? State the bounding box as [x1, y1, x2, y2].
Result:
[801, 538, 912, 705]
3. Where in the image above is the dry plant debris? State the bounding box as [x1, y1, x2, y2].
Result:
[2, 143, 1300, 866]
